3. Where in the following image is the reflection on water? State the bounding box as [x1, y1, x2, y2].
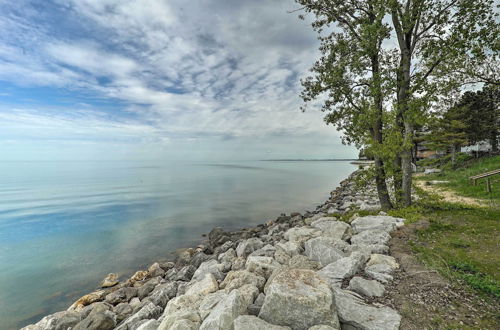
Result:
[0, 160, 355, 329]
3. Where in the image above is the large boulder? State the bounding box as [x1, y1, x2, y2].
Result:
[115, 302, 162, 330]
[288, 255, 321, 270]
[198, 291, 228, 320]
[311, 219, 352, 241]
[350, 230, 391, 246]
[233, 315, 291, 330]
[350, 216, 404, 234]
[259, 268, 340, 330]
[347, 277, 385, 297]
[220, 270, 266, 291]
[283, 227, 321, 245]
[199, 289, 248, 330]
[317, 252, 367, 288]
[148, 282, 178, 308]
[333, 288, 400, 330]
[275, 241, 303, 257]
[185, 273, 219, 296]
[73, 304, 116, 330]
[304, 237, 345, 267]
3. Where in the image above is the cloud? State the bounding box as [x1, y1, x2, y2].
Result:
[0, 0, 355, 159]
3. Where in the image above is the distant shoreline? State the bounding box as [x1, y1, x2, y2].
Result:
[261, 158, 358, 162]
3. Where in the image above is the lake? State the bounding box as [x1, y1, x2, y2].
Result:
[0, 160, 355, 329]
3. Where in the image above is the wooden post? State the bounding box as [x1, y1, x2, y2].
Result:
[486, 178, 492, 193]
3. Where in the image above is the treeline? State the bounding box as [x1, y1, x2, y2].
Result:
[295, 0, 499, 209]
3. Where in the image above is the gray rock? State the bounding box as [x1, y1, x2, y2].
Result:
[350, 216, 404, 234]
[275, 241, 303, 257]
[192, 259, 225, 282]
[184, 273, 219, 297]
[218, 248, 237, 264]
[245, 256, 281, 278]
[105, 287, 138, 305]
[114, 303, 133, 323]
[136, 319, 160, 330]
[233, 315, 291, 329]
[345, 244, 389, 255]
[199, 291, 228, 320]
[308, 325, 338, 330]
[333, 288, 400, 330]
[231, 257, 247, 271]
[288, 255, 321, 270]
[364, 254, 399, 283]
[220, 270, 266, 291]
[311, 218, 352, 241]
[304, 237, 346, 266]
[74, 310, 116, 330]
[199, 289, 248, 330]
[115, 302, 162, 330]
[190, 252, 213, 269]
[350, 230, 391, 246]
[209, 227, 231, 247]
[149, 282, 178, 308]
[158, 310, 201, 330]
[138, 278, 159, 300]
[176, 265, 197, 282]
[148, 262, 166, 278]
[249, 244, 276, 257]
[317, 252, 367, 288]
[283, 227, 320, 244]
[274, 248, 291, 265]
[55, 311, 81, 330]
[259, 268, 339, 330]
[236, 238, 264, 258]
[347, 277, 385, 297]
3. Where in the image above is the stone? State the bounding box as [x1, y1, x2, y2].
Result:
[274, 249, 291, 265]
[259, 268, 339, 330]
[347, 277, 385, 297]
[192, 259, 225, 282]
[158, 310, 201, 330]
[115, 302, 162, 330]
[185, 273, 219, 297]
[366, 254, 399, 269]
[73, 309, 116, 330]
[54, 311, 81, 330]
[209, 227, 231, 247]
[176, 265, 197, 281]
[68, 290, 107, 310]
[105, 287, 138, 305]
[199, 291, 228, 320]
[249, 244, 276, 257]
[350, 230, 391, 246]
[148, 262, 166, 278]
[311, 218, 352, 241]
[136, 319, 160, 330]
[288, 255, 321, 270]
[309, 326, 338, 330]
[233, 315, 291, 330]
[245, 256, 281, 278]
[218, 248, 237, 264]
[190, 252, 213, 269]
[138, 278, 160, 300]
[317, 252, 368, 288]
[304, 213, 326, 225]
[236, 238, 265, 258]
[333, 288, 400, 330]
[220, 270, 266, 291]
[130, 270, 149, 284]
[304, 237, 345, 266]
[231, 257, 246, 271]
[350, 216, 404, 234]
[424, 168, 441, 174]
[113, 303, 133, 323]
[237, 284, 260, 307]
[283, 227, 320, 244]
[149, 282, 178, 307]
[101, 273, 120, 288]
[364, 254, 399, 283]
[199, 289, 248, 330]
[345, 244, 389, 255]
[275, 241, 303, 257]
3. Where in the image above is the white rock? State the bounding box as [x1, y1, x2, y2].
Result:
[317, 252, 368, 288]
[350, 230, 391, 246]
[233, 315, 291, 330]
[245, 256, 281, 278]
[136, 319, 160, 330]
[351, 216, 404, 234]
[200, 289, 248, 330]
[347, 277, 385, 297]
[185, 273, 219, 297]
[275, 241, 303, 257]
[283, 227, 321, 244]
[311, 218, 353, 241]
[220, 270, 266, 291]
[192, 259, 225, 282]
[236, 238, 264, 258]
[199, 291, 228, 320]
[304, 237, 346, 267]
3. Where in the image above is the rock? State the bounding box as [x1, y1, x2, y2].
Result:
[159, 261, 175, 271]
[275, 241, 303, 257]
[209, 227, 231, 247]
[148, 262, 166, 278]
[304, 237, 345, 267]
[317, 252, 368, 288]
[54, 311, 81, 330]
[129, 297, 141, 308]
[130, 270, 149, 284]
[136, 319, 160, 330]
[259, 268, 339, 330]
[220, 270, 266, 291]
[218, 248, 237, 264]
[115, 302, 163, 330]
[237, 284, 260, 306]
[283, 227, 320, 244]
[350, 216, 404, 234]
[105, 287, 138, 305]
[199, 291, 228, 320]
[68, 290, 107, 310]
[364, 254, 399, 283]
[138, 278, 160, 300]
[345, 244, 389, 255]
[185, 273, 219, 296]
[114, 303, 133, 323]
[149, 282, 178, 308]
[424, 168, 441, 174]
[311, 218, 352, 241]
[274, 248, 291, 265]
[73, 308, 116, 330]
[192, 259, 225, 282]
[190, 252, 212, 269]
[366, 254, 399, 269]
[231, 257, 247, 271]
[288, 255, 321, 270]
[159, 310, 201, 330]
[347, 277, 385, 297]
[233, 315, 291, 329]
[101, 273, 120, 288]
[304, 213, 325, 225]
[236, 238, 264, 258]
[333, 288, 400, 330]
[199, 289, 248, 330]
[245, 256, 281, 278]
[350, 230, 391, 246]
[249, 244, 276, 257]
[176, 248, 195, 266]
[176, 265, 197, 281]
[80, 302, 112, 320]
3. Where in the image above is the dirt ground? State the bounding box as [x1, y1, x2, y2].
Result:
[374, 221, 499, 329]
[414, 180, 487, 207]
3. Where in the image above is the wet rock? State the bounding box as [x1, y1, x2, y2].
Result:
[333, 288, 400, 330]
[233, 315, 291, 329]
[159, 261, 175, 271]
[220, 270, 266, 291]
[147, 262, 165, 278]
[129, 270, 149, 284]
[304, 237, 346, 267]
[236, 238, 264, 258]
[138, 278, 161, 300]
[101, 273, 120, 288]
[209, 227, 231, 248]
[347, 277, 385, 297]
[199, 289, 248, 330]
[259, 268, 339, 330]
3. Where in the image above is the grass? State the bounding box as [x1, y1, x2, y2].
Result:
[416, 154, 500, 200]
[394, 154, 500, 299]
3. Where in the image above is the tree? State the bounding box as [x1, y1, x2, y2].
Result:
[388, 0, 498, 206]
[427, 112, 467, 164]
[295, 0, 394, 210]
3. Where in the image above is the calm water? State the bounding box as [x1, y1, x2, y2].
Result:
[0, 160, 355, 329]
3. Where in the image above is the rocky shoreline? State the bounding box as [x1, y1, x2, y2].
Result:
[24, 171, 405, 330]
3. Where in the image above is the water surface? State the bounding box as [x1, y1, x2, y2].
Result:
[0, 160, 355, 329]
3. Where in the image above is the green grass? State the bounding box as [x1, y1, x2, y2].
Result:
[417, 154, 500, 201]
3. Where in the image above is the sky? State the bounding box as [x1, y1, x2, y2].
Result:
[0, 0, 357, 161]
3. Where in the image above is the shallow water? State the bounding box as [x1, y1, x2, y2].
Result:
[0, 160, 355, 329]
